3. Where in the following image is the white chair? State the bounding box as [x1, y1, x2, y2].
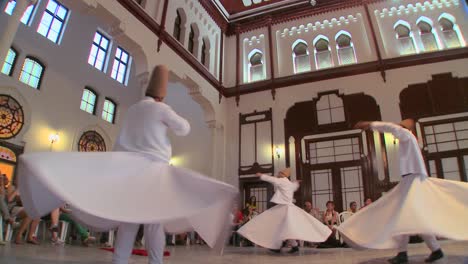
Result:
[59, 221, 70, 243]
[5, 222, 14, 242]
[339, 211, 354, 224]
[0, 215, 4, 242]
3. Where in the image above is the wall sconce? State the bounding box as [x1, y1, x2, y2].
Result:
[49, 133, 59, 151]
[275, 146, 281, 159]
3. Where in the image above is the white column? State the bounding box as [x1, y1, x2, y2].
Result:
[208, 120, 225, 181]
[0, 0, 36, 64]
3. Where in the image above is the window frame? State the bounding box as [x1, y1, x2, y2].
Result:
[173, 10, 182, 41]
[19, 56, 45, 89]
[110, 46, 131, 85]
[88, 31, 111, 72]
[37, 0, 69, 44]
[80, 87, 98, 115]
[1, 47, 18, 76]
[102, 97, 117, 124]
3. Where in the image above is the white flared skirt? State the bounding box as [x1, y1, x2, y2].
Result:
[237, 204, 332, 249]
[337, 174, 468, 249]
[17, 152, 238, 249]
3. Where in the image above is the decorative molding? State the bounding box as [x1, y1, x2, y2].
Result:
[278, 14, 362, 38]
[375, 0, 460, 18]
[225, 47, 468, 97]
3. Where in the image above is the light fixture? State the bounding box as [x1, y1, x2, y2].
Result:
[49, 133, 59, 151]
[310, 0, 317, 6]
[275, 146, 281, 159]
[49, 133, 59, 144]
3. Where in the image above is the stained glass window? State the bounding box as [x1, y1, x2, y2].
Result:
[0, 95, 24, 139]
[0, 146, 17, 162]
[78, 131, 106, 152]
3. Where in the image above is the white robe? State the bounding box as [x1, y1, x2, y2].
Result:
[17, 98, 238, 250]
[337, 122, 468, 249]
[237, 175, 331, 249]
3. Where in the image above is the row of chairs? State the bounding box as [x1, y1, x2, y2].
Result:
[1, 215, 116, 246]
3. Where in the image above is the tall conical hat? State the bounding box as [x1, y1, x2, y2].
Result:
[399, 119, 415, 130]
[146, 65, 169, 99]
[279, 168, 291, 178]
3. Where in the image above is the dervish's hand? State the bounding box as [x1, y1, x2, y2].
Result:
[354, 121, 372, 130]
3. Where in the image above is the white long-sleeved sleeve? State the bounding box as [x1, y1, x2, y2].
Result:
[370, 121, 412, 141]
[260, 174, 280, 185]
[161, 104, 191, 136]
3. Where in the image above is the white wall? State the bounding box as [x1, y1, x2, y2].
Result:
[224, 58, 468, 187]
[0, 0, 145, 153]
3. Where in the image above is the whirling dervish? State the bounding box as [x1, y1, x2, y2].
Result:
[338, 120, 468, 264]
[237, 168, 331, 253]
[17, 65, 238, 264]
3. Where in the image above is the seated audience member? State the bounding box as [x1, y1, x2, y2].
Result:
[360, 198, 372, 210]
[304, 201, 320, 220]
[348, 201, 358, 214]
[230, 204, 244, 246]
[323, 201, 339, 237]
[7, 183, 41, 245]
[0, 173, 14, 225]
[45, 205, 96, 246]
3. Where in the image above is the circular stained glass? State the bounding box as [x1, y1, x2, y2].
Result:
[0, 95, 24, 139]
[78, 131, 106, 152]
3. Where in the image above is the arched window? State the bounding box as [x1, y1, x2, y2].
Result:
[80, 88, 98, 115]
[19, 57, 44, 89]
[4, 0, 37, 25]
[248, 50, 265, 82]
[111, 47, 131, 85]
[102, 98, 116, 124]
[316, 93, 345, 125]
[417, 17, 439, 52]
[78, 131, 106, 152]
[1, 48, 17, 76]
[314, 36, 333, 70]
[394, 20, 417, 55]
[188, 24, 199, 56]
[439, 14, 464, 49]
[292, 40, 310, 74]
[201, 38, 209, 68]
[336, 31, 356, 65]
[173, 10, 182, 41]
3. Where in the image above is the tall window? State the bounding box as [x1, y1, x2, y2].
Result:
[188, 25, 196, 54]
[111, 47, 130, 85]
[439, 15, 463, 49]
[4, 0, 36, 25]
[88, 31, 110, 71]
[336, 32, 356, 65]
[314, 36, 333, 70]
[19, 57, 44, 89]
[316, 93, 345, 125]
[102, 99, 116, 124]
[248, 50, 265, 82]
[394, 21, 417, 55]
[1, 48, 17, 76]
[80, 88, 97, 114]
[292, 40, 310, 74]
[37, 0, 69, 43]
[417, 18, 439, 52]
[173, 10, 182, 41]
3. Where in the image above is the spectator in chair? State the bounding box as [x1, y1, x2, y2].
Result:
[7, 183, 41, 245]
[348, 201, 358, 214]
[304, 201, 320, 220]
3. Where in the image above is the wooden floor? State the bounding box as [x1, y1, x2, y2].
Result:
[0, 240, 467, 263]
